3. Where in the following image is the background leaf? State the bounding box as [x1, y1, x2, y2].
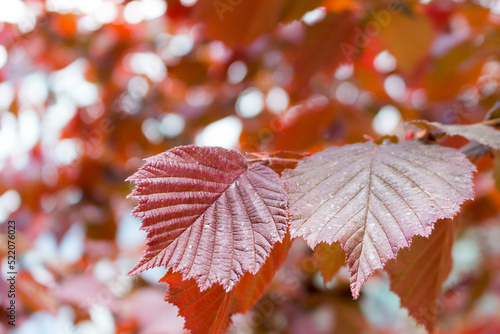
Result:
[128, 145, 288, 291]
[161, 272, 232, 334]
[284, 140, 475, 298]
[161, 233, 291, 334]
[380, 11, 434, 75]
[246, 151, 308, 175]
[386, 219, 457, 333]
[314, 242, 346, 283]
[192, 0, 321, 46]
[410, 120, 500, 150]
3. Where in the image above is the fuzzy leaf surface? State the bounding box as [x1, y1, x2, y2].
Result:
[161, 233, 291, 334]
[411, 120, 500, 150]
[386, 219, 457, 333]
[284, 140, 475, 298]
[127, 145, 288, 291]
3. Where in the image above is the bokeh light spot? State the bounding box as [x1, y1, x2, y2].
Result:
[372, 105, 402, 135]
[266, 86, 289, 114]
[236, 88, 264, 118]
[195, 116, 242, 148]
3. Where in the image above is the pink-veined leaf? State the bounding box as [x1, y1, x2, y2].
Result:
[127, 145, 288, 291]
[386, 219, 457, 333]
[410, 120, 500, 150]
[283, 140, 475, 298]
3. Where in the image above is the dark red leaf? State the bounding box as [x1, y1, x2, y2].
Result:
[287, 12, 358, 96]
[127, 145, 287, 291]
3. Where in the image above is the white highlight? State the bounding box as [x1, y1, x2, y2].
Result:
[372, 105, 402, 135]
[180, 0, 197, 6]
[160, 113, 185, 138]
[19, 73, 49, 106]
[0, 112, 17, 161]
[94, 1, 118, 24]
[123, 1, 143, 24]
[384, 74, 406, 101]
[50, 59, 99, 107]
[59, 223, 84, 264]
[195, 116, 242, 149]
[334, 63, 354, 80]
[168, 34, 194, 57]
[129, 52, 166, 82]
[302, 7, 326, 26]
[0, 81, 15, 110]
[266, 86, 289, 114]
[0, 0, 34, 32]
[236, 88, 264, 118]
[127, 76, 149, 99]
[53, 139, 81, 165]
[374, 50, 397, 73]
[141, 0, 167, 20]
[124, 0, 166, 24]
[227, 61, 248, 84]
[0, 189, 21, 222]
[142, 118, 163, 144]
[0, 45, 7, 69]
[335, 82, 358, 105]
[18, 109, 40, 151]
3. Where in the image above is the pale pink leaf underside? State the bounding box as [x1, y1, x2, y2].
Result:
[283, 140, 475, 298]
[127, 145, 287, 291]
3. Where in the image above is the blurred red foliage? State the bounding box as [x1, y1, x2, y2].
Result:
[2, 0, 500, 333]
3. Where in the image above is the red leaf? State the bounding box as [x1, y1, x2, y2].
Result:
[283, 140, 475, 298]
[287, 12, 358, 96]
[313, 242, 345, 283]
[410, 119, 500, 151]
[247, 151, 308, 175]
[379, 12, 434, 75]
[127, 145, 287, 291]
[161, 233, 291, 334]
[162, 272, 232, 334]
[191, 0, 322, 46]
[272, 97, 337, 151]
[386, 219, 457, 333]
